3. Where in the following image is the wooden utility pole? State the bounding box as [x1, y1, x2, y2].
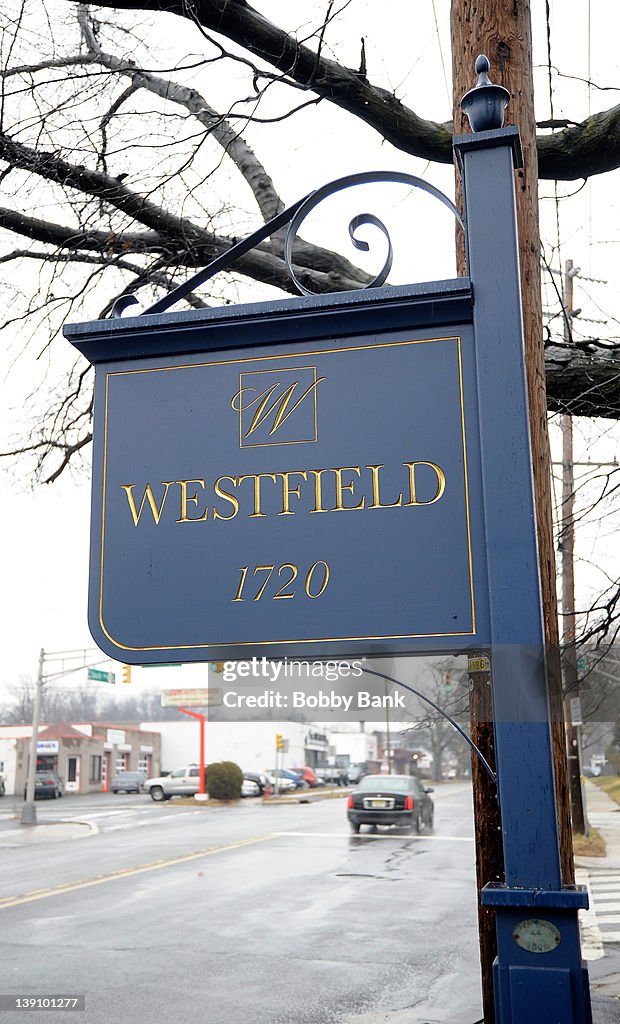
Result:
[467, 654, 503, 1024]
[451, 2, 574, 1018]
[560, 259, 587, 835]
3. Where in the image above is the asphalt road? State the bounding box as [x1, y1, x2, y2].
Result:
[0, 785, 482, 1024]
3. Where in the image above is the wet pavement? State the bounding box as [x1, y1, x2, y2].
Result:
[2, 781, 618, 1021]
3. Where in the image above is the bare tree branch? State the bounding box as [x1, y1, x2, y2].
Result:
[70, 0, 620, 180]
[77, 3, 286, 222]
[0, 133, 372, 294]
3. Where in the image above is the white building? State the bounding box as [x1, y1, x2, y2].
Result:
[139, 720, 333, 774]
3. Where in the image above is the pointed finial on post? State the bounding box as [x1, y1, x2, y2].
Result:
[460, 55, 510, 132]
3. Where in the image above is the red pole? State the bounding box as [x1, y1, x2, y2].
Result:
[177, 708, 207, 794]
[199, 715, 205, 795]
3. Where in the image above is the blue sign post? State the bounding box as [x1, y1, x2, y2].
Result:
[452, 132, 591, 1024]
[64, 58, 592, 1024]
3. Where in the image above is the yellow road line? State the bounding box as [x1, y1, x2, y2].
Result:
[0, 833, 276, 910]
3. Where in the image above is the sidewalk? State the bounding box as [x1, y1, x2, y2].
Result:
[579, 780, 620, 867]
[576, 781, 620, 1021]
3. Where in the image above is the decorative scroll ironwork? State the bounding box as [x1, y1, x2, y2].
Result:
[284, 170, 463, 297]
[360, 665, 497, 784]
[111, 171, 464, 318]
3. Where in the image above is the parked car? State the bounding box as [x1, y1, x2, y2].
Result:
[281, 769, 309, 789]
[291, 766, 319, 787]
[347, 774, 434, 834]
[111, 770, 147, 793]
[143, 764, 203, 801]
[315, 766, 348, 786]
[242, 771, 269, 795]
[0, 774, 5, 797]
[265, 770, 297, 792]
[23, 771, 64, 800]
[346, 763, 368, 785]
[241, 778, 261, 797]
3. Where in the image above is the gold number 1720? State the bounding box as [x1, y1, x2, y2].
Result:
[233, 561, 330, 602]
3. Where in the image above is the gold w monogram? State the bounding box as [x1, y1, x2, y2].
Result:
[232, 375, 325, 440]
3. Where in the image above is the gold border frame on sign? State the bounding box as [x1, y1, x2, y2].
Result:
[98, 334, 476, 651]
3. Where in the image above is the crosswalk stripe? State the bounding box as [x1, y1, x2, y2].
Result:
[577, 867, 620, 958]
[576, 869, 604, 961]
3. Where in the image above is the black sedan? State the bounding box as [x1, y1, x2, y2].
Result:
[347, 774, 434, 833]
[24, 771, 64, 800]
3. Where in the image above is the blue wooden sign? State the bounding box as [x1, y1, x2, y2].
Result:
[66, 282, 489, 663]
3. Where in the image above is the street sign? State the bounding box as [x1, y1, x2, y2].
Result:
[67, 287, 491, 664]
[87, 668, 115, 683]
[140, 663, 182, 669]
[160, 688, 222, 708]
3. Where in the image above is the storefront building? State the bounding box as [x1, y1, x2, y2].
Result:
[0, 721, 161, 796]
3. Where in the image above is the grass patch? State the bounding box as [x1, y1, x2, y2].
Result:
[573, 827, 606, 858]
[593, 776, 620, 806]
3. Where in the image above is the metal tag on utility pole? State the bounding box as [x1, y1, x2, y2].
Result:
[467, 656, 490, 673]
[570, 697, 583, 726]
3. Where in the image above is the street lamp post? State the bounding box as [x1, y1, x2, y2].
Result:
[21, 648, 45, 825]
[20, 646, 121, 825]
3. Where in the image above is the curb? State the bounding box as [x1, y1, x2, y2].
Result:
[0, 819, 99, 845]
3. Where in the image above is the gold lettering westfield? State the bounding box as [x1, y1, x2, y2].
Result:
[121, 462, 447, 526]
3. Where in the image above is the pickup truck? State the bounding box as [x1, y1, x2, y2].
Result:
[315, 766, 348, 787]
[143, 765, 202, 801]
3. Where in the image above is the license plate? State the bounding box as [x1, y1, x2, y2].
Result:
[368, 798, 389, 808]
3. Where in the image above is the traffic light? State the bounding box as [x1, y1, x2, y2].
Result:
[122, 664, 132, 684]
[275, 733, 284, 751]
[209, 662, 225, 673]
[445, 671, 453, 692]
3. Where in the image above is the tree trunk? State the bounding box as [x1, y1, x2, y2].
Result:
[451, 1, 574, 1018]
